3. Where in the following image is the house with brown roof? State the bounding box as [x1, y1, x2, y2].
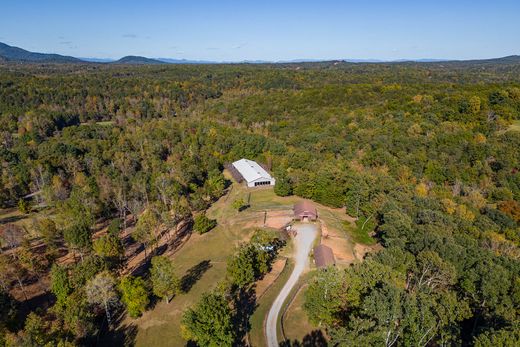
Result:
[293, 201, 317, 222]
[313, 244, 335, 268]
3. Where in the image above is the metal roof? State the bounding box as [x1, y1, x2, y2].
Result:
[314, 244, 335, 268]
[231, 159, 273, 183]
[294, 201, 318, 219]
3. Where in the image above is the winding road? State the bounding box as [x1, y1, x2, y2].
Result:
[266, 223, 318, 347]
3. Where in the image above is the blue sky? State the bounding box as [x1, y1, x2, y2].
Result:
[1, 0, 519, 61]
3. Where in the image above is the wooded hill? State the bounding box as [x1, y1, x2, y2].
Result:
[0, 60, 519, 346]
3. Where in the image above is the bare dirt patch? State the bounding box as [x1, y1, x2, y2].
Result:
[353, 242, 383, 261]
[320, 219, 356, 266]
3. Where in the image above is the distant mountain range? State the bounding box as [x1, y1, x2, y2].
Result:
[0, 42, 81, 63]
[0, 41, 519, 66]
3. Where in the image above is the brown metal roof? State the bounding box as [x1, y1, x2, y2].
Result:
[294, 200, 317, 219]
[313, 244, 335, 268]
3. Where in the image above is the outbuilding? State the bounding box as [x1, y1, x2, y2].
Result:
[293, 201, 317, 222]
[230, 159, 275, 188]
[313, 244, 335, 268]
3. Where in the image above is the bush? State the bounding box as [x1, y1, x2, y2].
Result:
[107, 218, 122, 236]
[232, 198, 247, 212]
[193, 214, 217, 234]
[17, 199, 31, 214]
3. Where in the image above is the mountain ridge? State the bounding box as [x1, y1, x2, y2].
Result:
[0, 41, 518, 65]
[112, 55, 165, 64]
[0, 41, 81, 63]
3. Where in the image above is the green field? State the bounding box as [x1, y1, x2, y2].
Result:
[282, 278, 321, 343]
[132, 185, 294, 346]
[509, 120, 520, 132]
[131, 184, 357, 346]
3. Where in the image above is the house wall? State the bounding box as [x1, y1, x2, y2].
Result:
[294, 212, 317, 221]
[247, 177, 276, 187]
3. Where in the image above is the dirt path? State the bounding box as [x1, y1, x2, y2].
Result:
[265, 223, 317, 347]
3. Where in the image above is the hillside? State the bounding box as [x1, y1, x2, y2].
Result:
[112, 55, 166, 64]
[0, 41, 81, 63]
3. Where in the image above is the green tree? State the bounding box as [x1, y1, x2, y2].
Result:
[474, 327, 520, 347]
[304, 267, 357, 326]
[274, 175, 292, 196]
[226, 245, 256, 287]
[133, 207, 160, 257]
[57, 289, 95, 339]
[181, 291, 235, 346]
[119, 276, 149, 318]
[150, 256, 180, 302]
[193, 214, 217, 234]
[63, 223, 92, 259]
[50, 264, 72, 307]
[17, 198, 31, 214]
[93, 233, 124, 267]
[20, 312, 51, 346]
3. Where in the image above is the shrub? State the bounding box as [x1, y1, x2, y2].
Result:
[193, 214, 217, 234]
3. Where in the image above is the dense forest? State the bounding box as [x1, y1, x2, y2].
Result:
[0, 60, 519, 346]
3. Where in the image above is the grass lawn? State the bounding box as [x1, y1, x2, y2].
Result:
[133, 225, 249, 346]
[508, 120, 520, 132]
[282, 280, 321, 343]
[132, 184, 293, 347]
[248, 188, 299, 211]
[344, 216, 377, 245]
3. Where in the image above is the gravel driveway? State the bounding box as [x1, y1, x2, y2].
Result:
[265, 223, 318, 347]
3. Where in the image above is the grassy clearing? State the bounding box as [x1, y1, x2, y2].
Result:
[133, 183, 267, 346]
[0, 207, 50, 239]
[0, 208, 26, 225]
[133, 225, 249, 346]
[509, 120, 520, 132]
[133, 184, 294, 347]
[132, 185, 356, 346]
[344, 216, 377, 245]
[282, 280, 320, 343]
[80, 120, 115, 126]
[248, 188, 298, 211]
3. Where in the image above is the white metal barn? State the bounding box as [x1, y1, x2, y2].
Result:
[231, 159, 276, 187]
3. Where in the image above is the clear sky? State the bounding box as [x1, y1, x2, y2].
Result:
[1, 0, 519, 61]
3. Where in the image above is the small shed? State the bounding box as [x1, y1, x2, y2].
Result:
[293, 201, 317, 221]
[313, 244, 335, 268]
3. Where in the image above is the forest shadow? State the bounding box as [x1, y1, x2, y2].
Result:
[12, 291, 56, 331]
[129, 242, 169, 277]
[97, 307, 137, 347]
[180, 260, 212, 293]
[233, 287, 257, 345]
[129, 220, 193, 277]
[0, 214, 26, 225]
[279, 330, 327, 347]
